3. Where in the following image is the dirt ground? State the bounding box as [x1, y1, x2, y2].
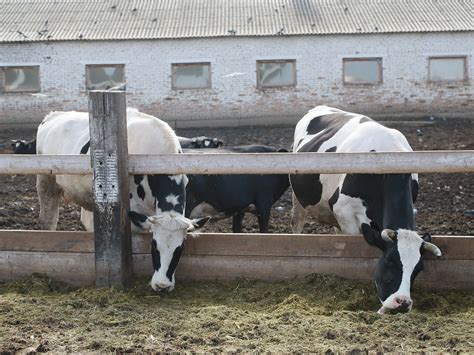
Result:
[0, 116, 472, 235]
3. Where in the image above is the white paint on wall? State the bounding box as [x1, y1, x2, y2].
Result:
[0, 32, 473, 126]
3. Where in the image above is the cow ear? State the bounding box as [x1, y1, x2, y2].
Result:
[128, 211, 153, 231]
[361, 223, 386, 251]
[422, 232, 432, 243]
[188, 216, 211, 232]
[215, 139, 223, 148]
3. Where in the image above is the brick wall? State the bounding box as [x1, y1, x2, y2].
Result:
[0, 32, 472, 127]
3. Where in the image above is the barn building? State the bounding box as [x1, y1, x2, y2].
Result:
[0, 0, 472, 127]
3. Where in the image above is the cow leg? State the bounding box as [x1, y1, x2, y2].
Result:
[36, 174, 61, 230]
[291, 193, 306, 234]
[256, 208, 271, 233]
[232, 212, 245, 233]
[80, 208, 94, 231]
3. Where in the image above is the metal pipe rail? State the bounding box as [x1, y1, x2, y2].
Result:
[0, 150, 473, 175]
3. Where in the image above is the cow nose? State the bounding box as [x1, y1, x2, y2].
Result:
[395, 297, 412, 312]
[156, 283, 171, 291]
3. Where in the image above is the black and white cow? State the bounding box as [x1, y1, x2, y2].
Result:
[178, 136, 223, 149]
[11, 138, 36, 154]
[36, 108, 209, 292]
[185, 145, 290, 233]
[290, 106, 442, 313]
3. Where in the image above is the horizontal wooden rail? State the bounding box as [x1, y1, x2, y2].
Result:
[1, 230, 473, 289]
[0, 150, 473, 175]
[1, 231, 471, 259]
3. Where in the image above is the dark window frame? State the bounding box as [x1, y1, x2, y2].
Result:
[343, 58, 383, 85]
[428, 56, 468, 83]
[0, 65, 41, 93]
[256, 59, 297, 88]
[85, 64, 125, 90]
[171, 62, 212, 90]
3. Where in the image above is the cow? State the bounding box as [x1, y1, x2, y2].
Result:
[178, 136, 223, 149]
[290, 106, 442, 313]
[36, 108, 210, 292]
[185, 145, 290, 233]
[11, 138, 36, 154]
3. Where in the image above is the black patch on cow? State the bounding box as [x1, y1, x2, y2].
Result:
[151, 239, 161, 272]
[291, 113, 371, 209]
[302, 114, 350, 151]
[328, 187, 339, 211]
[148, 175, 186, 214]
[128, 211, 148, 228]
[166, 243, 184, 281]
[374, 244, 403, 301]
[299, 113, 372, 153]
[137, 184, 146, 200]
[340, 173, 415, 230]
[130, 193, 133, 199]
[290, 174, 322, 208]
[134, 175, 144, 185]
[325, 146, 337, 152]
[80, 141, 90, 154]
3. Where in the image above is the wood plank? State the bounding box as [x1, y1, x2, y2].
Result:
[0, 230, 94, 253]
[89, 90, 132, 288]
[0, 251, 95, 286]
[133, 255, 474, 290]
[1, 150, 473, 175]
[0, 231, 472, 260]
[1, 248, 472, 289]
[129, 151, 474, 174]
[133, 233, 474, 260]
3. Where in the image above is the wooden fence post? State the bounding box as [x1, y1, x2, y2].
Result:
[88, 90, 132, 287]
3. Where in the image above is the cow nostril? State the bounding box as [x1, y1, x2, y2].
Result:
[156, 283, 171, 291]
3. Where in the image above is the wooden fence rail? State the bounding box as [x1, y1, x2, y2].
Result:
[0, 231, 472, 289]
[0, 150, 473, 175]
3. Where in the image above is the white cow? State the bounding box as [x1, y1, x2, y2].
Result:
[36, 108, 209, 291]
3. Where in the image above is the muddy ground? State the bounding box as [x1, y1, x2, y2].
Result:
[0, 116, 472, 235]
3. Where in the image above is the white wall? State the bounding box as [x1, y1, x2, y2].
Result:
[0, 32, 472, 127]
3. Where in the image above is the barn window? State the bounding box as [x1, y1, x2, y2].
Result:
[429, 57, 467, 82]
[257, 60, 296, 87]
[1, 66, 40, 93]
[343, 58, 382, 85]
[172, 63, 211, 89]
[86, 64, 125, 90]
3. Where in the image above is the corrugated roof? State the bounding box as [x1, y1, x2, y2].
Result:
[0, 0, 472, 43]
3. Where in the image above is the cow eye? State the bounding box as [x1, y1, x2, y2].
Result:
[382, 271, 393, 284]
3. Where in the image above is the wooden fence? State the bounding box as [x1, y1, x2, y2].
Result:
[0, 90, 473, 289]
[1, 231, 472, 289]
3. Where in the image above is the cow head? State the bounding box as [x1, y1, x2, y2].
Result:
[190, 136, 223, 149]
[11, 139, 36, 154]
[361, 223, 441, 314]
[129, 211, 210, 292]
